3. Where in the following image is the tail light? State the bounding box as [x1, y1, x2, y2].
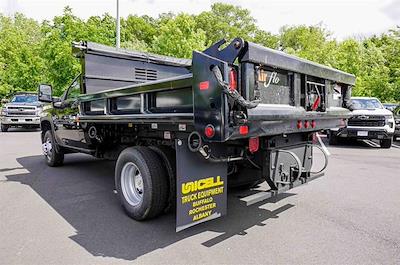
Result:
[311, 120, 316, 128]
[204, 124, 215, 138]
[304, 120, 310, 129]
[249, 137, 259, 153]
[239, 125, 248, 135]
[297, 120, 302, 129]
[229, 68, 237, 90]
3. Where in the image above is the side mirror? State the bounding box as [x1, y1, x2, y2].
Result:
[38, 84, 53, 103]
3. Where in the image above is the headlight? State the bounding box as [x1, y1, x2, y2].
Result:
[395, 119, 400, 125]
[1, 108, 7, 116]
[385, 115, 394, 123]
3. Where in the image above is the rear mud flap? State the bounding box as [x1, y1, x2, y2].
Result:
[175, 140, 227, 232]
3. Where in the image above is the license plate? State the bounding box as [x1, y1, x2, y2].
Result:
[357, 131, 368, 137]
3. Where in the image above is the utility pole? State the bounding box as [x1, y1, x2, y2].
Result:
[116, 0, 120, 48]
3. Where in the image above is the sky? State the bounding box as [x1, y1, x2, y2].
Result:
[1, 0, 399, 40]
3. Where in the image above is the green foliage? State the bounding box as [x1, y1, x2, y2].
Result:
[151, 14, 206, 58]
[0, 13, 45, 98]
[0, 4, 399, 102]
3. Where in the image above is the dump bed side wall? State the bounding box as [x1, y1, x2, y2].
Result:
[81, 50, 191, 94]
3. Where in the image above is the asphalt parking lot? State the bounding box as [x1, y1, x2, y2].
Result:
[1, 129, 400, 264]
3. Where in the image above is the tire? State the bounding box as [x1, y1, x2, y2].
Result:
[43, 130, 64, 166]
[115, 146, 169, 220]
[1, 124, 9, 132]
[380, 137, 392, 149]
[328, 131, 339, 145]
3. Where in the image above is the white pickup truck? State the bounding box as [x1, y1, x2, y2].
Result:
[329, 97, 395, 148]
[0, 92, 44, 132]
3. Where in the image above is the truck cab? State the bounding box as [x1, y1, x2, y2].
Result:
[329, 97, 395, 148]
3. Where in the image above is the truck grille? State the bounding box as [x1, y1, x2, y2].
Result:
[7, 111, 36, 116]
[348, 115, 385, 127]
[7, 106, 36, 110]
[6, 106, 37, 116]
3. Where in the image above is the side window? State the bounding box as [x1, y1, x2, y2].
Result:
[66, 76, 81, 101]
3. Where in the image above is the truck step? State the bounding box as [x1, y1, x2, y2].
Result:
[240, 172, 324, 206]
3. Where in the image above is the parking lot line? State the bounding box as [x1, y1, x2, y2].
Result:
[363, 140, 380, 148]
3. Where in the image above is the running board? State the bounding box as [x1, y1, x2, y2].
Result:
[240, 172, 324, 206]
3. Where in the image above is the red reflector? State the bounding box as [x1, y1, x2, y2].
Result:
[249, 137, 259, 153]
[304, 120, 310, 129]
[239, 125, 249, 135]
[297, 120, 302, 129]
[311, 120, 316, 128]
[204, 125, 215, 138]
[199, 81, 209, 90]
[229, 69, 237, 90]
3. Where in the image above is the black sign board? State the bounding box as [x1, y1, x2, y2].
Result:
[175, 140, 227, 232]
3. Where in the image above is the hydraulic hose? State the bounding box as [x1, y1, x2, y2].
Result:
[211, 65, 260, 109]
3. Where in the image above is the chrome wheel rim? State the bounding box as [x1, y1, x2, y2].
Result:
[121, 162, 144, 206]
[42, 138, 52, 161]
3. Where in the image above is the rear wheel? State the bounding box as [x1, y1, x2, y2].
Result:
[1, 124, 9, 132]
[43, 130, 64, 166]
[115, 146, 168, 220]
[380, 137, 392, 149]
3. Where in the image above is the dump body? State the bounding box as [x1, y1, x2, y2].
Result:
[39, 38, 354, 231]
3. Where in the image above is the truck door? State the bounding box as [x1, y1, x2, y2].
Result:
[53, 76, 90, 150]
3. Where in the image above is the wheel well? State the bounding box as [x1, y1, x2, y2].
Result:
[40, 120, 52, 142]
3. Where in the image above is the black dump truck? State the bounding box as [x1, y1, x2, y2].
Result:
[38, 38, 355, 231]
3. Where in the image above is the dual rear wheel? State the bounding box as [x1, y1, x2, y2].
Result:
[115, 146, 169, 220]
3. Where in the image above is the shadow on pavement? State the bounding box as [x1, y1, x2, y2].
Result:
[1, 128, 40, 133]
[5, 154, 295, 261]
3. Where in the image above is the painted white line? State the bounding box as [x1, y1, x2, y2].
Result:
[364, 140, 380, 148]
[392, 143, 400, 149]
[317, 133, 331, 156]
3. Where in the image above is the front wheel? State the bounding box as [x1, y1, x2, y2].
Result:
[328, 131, 339, 145]
[380, 137, 392, 149]
[1, 124, 9, 132]
[42, 130, 64, 166]
[115, 146, 168, 220]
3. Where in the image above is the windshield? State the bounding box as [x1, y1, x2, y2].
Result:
[11, 95, 38, 103]
[351, 98, 383, 110]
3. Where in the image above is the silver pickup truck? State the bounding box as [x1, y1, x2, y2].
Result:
[0, 92, 44, 132]
[329, 97, 395, 148]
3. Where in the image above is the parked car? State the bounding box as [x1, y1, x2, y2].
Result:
[393, 105, 400, 140]
[0, 92, 44, 132]
[383, 103, 399, 112]
[329, 97, 395, 148]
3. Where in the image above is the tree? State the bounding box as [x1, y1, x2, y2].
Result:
[122, 15, 157, 46]
[151, 14, 206, 58]
[0, 13, 45, 98]
[279, 24, 337, 66]
[195, 3, 258, 45]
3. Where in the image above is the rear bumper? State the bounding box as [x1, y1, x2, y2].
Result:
[332, 127, 393, 140]
[0, 116, 40, 126]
